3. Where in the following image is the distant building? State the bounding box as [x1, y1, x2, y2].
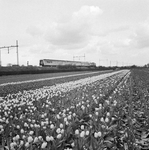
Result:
[145, 64, 149, 67]
[7, 63, 12, 67]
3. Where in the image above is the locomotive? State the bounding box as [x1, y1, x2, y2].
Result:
[39, 59, 96, 67]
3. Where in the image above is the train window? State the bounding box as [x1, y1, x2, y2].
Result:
[40, 60, 44, 65]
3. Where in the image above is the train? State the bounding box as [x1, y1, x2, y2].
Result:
[39, 59, 96, 68]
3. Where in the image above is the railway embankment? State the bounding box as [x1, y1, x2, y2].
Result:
[0, 66, 111, 76]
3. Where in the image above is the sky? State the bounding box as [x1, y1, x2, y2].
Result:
[0, 0, 149, 66]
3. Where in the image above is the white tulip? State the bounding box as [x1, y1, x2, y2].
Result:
[20, 129, 24, 133]
[28, 136, 33, 143]
[94, 132, 98, 138]
[57, 134, 62, 139]
[107, 112, 110, 116]
[34, 137, 38, 143]
[98, 131, 102, 137]
[50, 136, 54, 141]
[81, 125, 84, 130]
[95, 112, 99, 116]
[0, 125, 3, 129]
[105, 117, 109, 123]
[15, 135, 20, 140]
[61, 129, 64, 134]
[50, 124, 54, 129]
[100, 117, 104, 122]
[56, 128, 61, 134]
[73, 113, 76, 117]
[86, 130, 89, 136]
[60, 123, 63, 128]
[68, 115, 71, 120]
[71, 142, 75, 147]
[22, 135, 26, 139]
[46, 136, 51, 142]
[65, 121, 69, 125]
[80, 131, 85, 138]
[25, 142, 30, 147]
[20, 140, 24, 145]
[75, 129, 79, 135]
[64, 118, 67, 122]
[29, 131, 34, 135]
[41, 142, 47, 149]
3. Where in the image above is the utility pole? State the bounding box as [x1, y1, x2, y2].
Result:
[16, 40, 19, 66]
[73, 54, 85, 61]
[107, 59, 108, 66]
[0, 40, 19, 66]
[27, 61, 29, 66]
[0, 49, 1, 66]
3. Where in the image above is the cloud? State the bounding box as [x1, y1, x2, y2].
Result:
[107, 20, 149, 50]
[73, 5, 103, 19]
[26, 26, 43, 37]
[128, 20, 149, 49]
[27, 5, 131, 55]
[133, 25, 149, 48]
[108, 25, 130, 34]
[113, 39, 131, 48]
[44, 6, 103, 49]
[27, 5, 149, 65]
[100, 42, 117, 56]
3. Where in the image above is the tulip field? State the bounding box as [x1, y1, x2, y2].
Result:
[0, 69, 149, 150]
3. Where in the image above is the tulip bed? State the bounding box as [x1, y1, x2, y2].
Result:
[0, 71, 112, 97]
[128, 69, 149, 149]
[0, 69, 148, 150]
